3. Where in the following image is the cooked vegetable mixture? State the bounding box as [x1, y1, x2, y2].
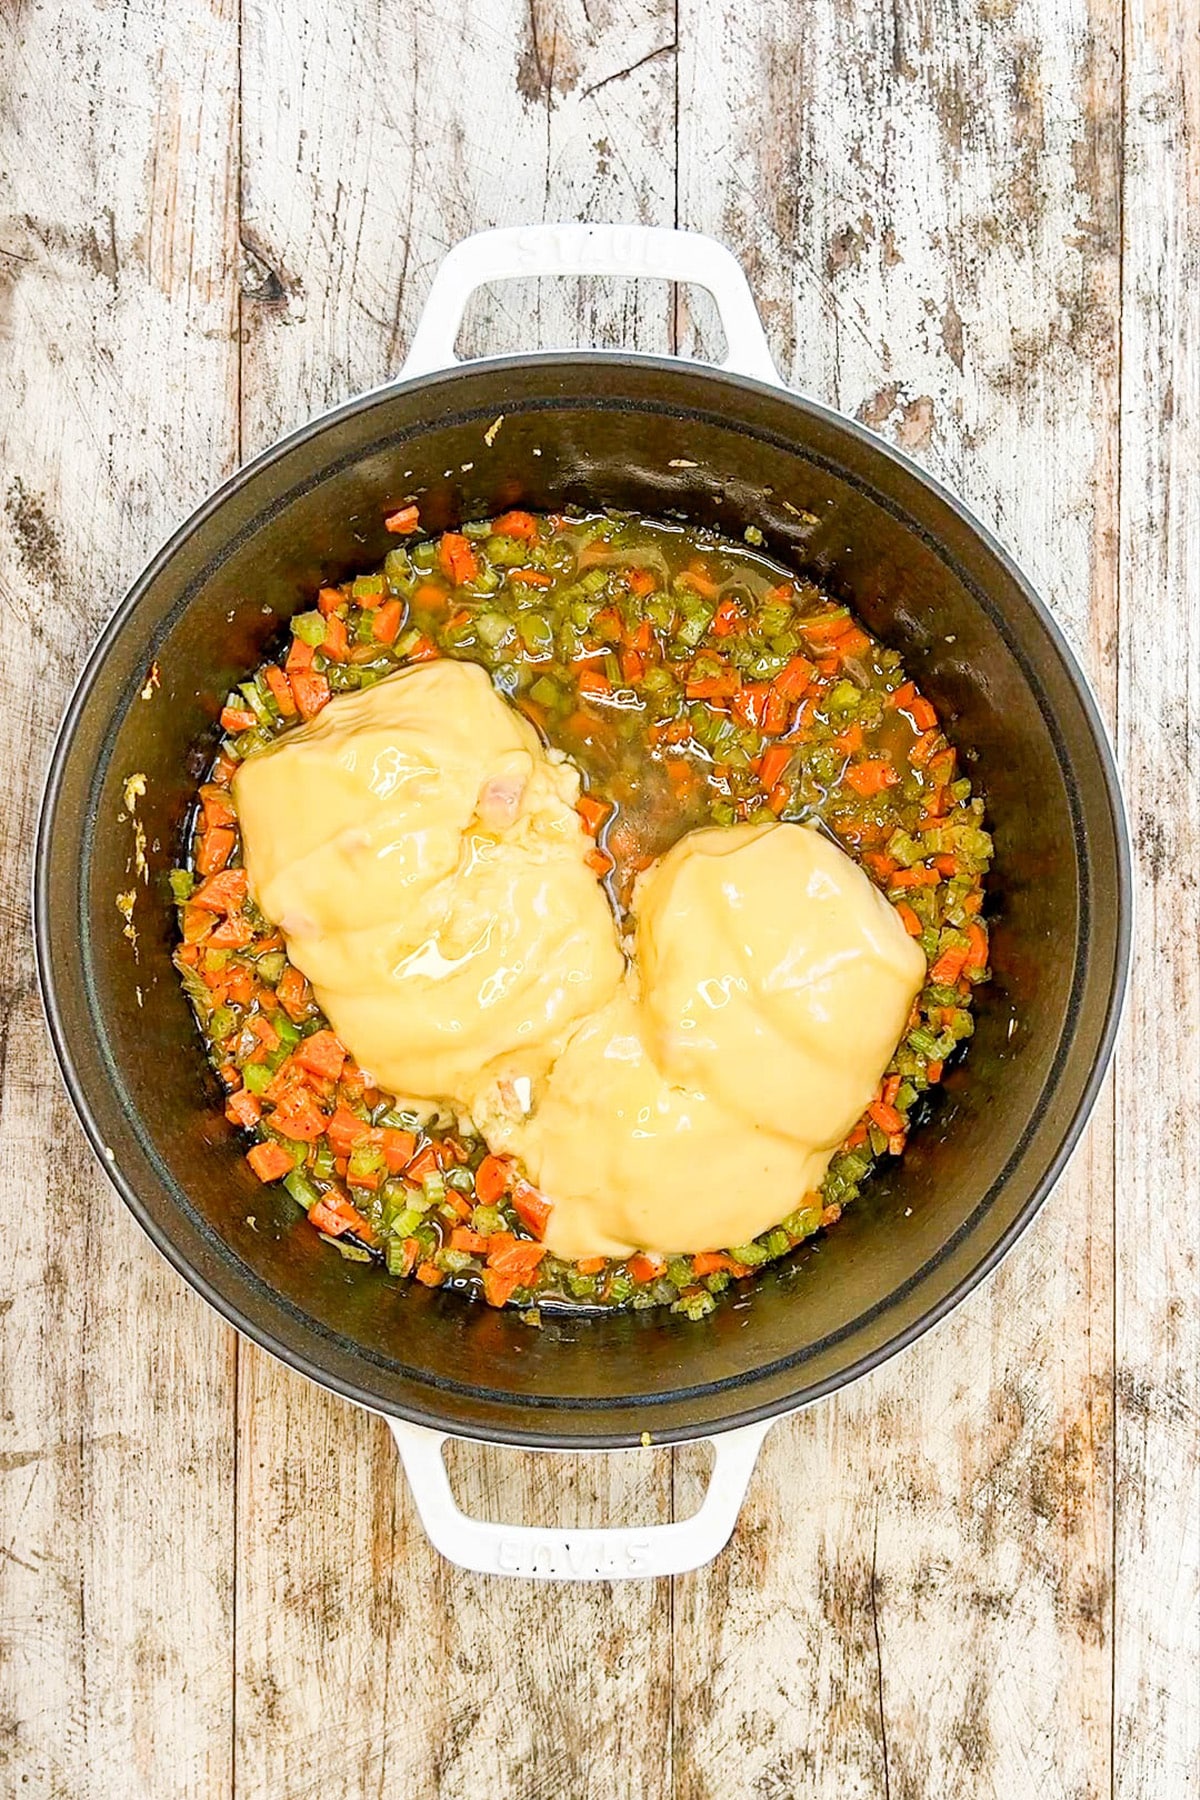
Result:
[172, 508, 992, 1318]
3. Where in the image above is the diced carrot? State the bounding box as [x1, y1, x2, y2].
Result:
[310, 1193, 370, 1240]
[247, 1141, 295, 1182]
[437, 532, 478, 585]
[927, 1060, 944, 1084]
[761, 687, 791, 736]
[710, 595, 743, 637]
[444, 1191, 473, 1221]
[836, 627, 871, 660]
[381, 1128, 417, 1174]
[732, 682, 770, 729]
[626, 567, 656, 596]
[327, 1106, 370, 1159]
[200, 784, 237, 828]
[247, 1014, 279, 1053]
[909, 695, 938, 731]
[406, 633, 439, 663]
[449, 1227, 490, 1254]
[210, 751, 238, 787]
[209, 913, 255, 948]
[768, 783, 789, 816]
[887, 1130, 907, 1156]
[963, 891, 983, 915]
[262, 664, 296, 716]
[195, 826, 236, 877]
[887, 681, 916, 710]
[321, 613, 349, 661]
[845, 759, 899, 797]
[492, 509, 538, 541]
[619, 648, 646, 684]
[575, 1256, 608, 1275]
[481, 1269, 521, 1308]
[275, 964, 310, 1022]
[404, 1142, 440, 1184]
[285, 636, 315, 674]
[627, 1253, 664, 1284]
[774, 655, 815, 700]
[844, 1119, 871, 1149]
[293, 1029, 347, 1084]
[910, 729, 941, 767]
[691, 1251, 752, 1278]
[290, 670, 331, 719]
[576, 793, 611, 836]
[487, 1239, 548, 1277]
[191, 868, 248, 913]
[832, 723, 864, 755]
[577, 668, 611, 697]
[220, 704, 257, 734]
[868, 1099, 905, 1134]
[224, 966, 255, 1007]
[392, 1238, 420, 1277]
[758, 744, 791, 792]
[686, 668, 741, 700]
[507, 567, 553, 587]
[931, 943, 970, 985]
[896, 901, 923, 937]
[269, 1091, 328, 1143]
[934, 853, 961, 877]
[415, 1262, 445, 1287]
[966, 921, 989, 969]
[384, 504, 420, 534]
[585, 847, 614, 877]
[891, 864, 940, 888]
[364, 597, 400, 645]
[800, 609, 853, 643]
[475, 1154, 511, 1203]
[317, 586, 344, 616]
[225, 1089, 262, 1129]
[511, 1181, 551, 1239]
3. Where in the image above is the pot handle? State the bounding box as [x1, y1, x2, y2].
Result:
[385, 1414, 773, 1580]
[400, 223, 779, 385]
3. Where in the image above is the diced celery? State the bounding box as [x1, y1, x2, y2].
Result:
[728, 1241, 770, 1266]
[283, 1169, 320, 1209]
[256, 951, 286, 985]
[169, 868, 194, 903]
[476, 610, 513, 649]
[242, 1062, 272, 1095]
[290, 610, 327, 646]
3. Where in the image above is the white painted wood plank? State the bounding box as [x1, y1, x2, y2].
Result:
[675, 1, 1121, 1793]
[1113, 2, 1200, 1793]
[0, 2, 241, 1796]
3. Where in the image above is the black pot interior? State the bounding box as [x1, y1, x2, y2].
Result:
[37, 356, 1129, 1446]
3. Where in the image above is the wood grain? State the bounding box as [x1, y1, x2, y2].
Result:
[0, 0, 1196, 1795]
[674, 0, 1123, 1794]
[0, 2, 241, 1796]
[232, 6, 676, 1797]
[1113, 1, 1200, 1793]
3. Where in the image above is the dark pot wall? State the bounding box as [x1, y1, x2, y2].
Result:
[36, 355, 1130, 1446]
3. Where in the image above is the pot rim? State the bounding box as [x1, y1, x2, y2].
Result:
[34, 350, 1133, 1448]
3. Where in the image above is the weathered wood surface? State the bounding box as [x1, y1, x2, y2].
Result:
[0, 0, 1195, 1796]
